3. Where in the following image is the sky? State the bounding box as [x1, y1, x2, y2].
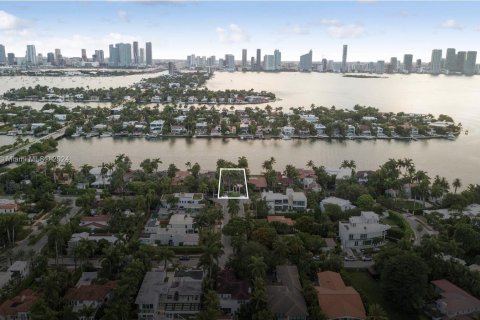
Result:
[1, 1, 480, 62]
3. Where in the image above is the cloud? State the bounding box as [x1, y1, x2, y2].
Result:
[282, 24, 310, 35]
[441, 19, 463, 30]
[117, 10, 130, 22]
[320, 19, 366, 38]
[216, 24, 250, 44]
[0, 10, 24, 30]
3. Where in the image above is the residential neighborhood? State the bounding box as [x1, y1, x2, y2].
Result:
[0, 155, 480, 320]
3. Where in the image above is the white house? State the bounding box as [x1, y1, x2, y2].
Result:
[68, 233, 118, 253]
[281, 126, 295, 136]
[320, 196, 356, 212]
[171, 125, 187, 135]
[300, 114, 319, 123]
[347, 125, 356, 136]
[150, 120, 165, 133]
[0, 199, 18, 214]
[141, 214, 199, 246]
[54, 114, 67, 121]
[315, 123, 327, 136]
[162, 193, 204, 211]
[261, 188, 307, 214]
[338, 211, 390, 249]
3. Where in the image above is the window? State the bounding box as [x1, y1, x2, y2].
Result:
[360, 234, 367, 239]
[349, 234, 354, 240]
[354, 241, 359, 246]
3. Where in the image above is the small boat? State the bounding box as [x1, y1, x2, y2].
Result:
[447, 133, 456, 141]
[145, 133, 159, 140]
[282, 135, 292, 140]
[100, 132, 112, 138]
[71, 133, 81, 138]
[465, 130, 469, 135]
[7, 130, 17, 136]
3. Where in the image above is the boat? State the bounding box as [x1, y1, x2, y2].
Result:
[100, 132, 112, 138]
[282, 134, 292, 140]
[145, 133, 159, 140]
[71, 133, 81, 138]
[6, 130, 17, 136]
[447, 133, 456, 141]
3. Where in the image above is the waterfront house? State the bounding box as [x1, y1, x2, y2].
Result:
[281, 126, 295, 137]
[326, 167, 353, 180]
[338, 211, 390, 249]
[92, 124, 107, 132]
[356, 171, 374, 185]
[0, 289, 40, 320]
[297, 169, 321, 191]
[195, 121, 208, 135]
[136, 269, 204, 320]
[150, 120, 165, 133]
[54, 114, 67, 122]
[161, 192, 204, 211]
[89, 166, 112, 188]
[217, 269, 250, 317]
[347, 125, 356, 137]
[320, 196, 356, 212]
[431, 279, 480, 319]
[79, 215, 111, 231]
[411, 127, 419, 136]
[261, 188, 307, 214]
[315, 123, 327, 136]
[315, 271, 366, 320]
[170, 125, 187, 135]
[266, 265, 308, 320]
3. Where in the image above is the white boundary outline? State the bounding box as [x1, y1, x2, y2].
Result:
[217, 168, 249, 199]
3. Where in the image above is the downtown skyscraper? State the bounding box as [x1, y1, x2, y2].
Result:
[25, 45, 37, 66]
[256, 49, 261, 70]
[146, 42, 152, 66]
[403, 54, 413, 73]
[465, 51, 477, 76]
[342, 44, 348, 73]
[274, 49, 281, 70]
[133, 41, 139, 65]
[445, 48, 456, 72]
[242, 49, 247, 68]
[430, 49, 442, 74]
[0, 45, 6, 65]
[299, 50, 313, 71]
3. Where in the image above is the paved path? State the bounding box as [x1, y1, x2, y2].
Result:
[402, 213, 438, 246]
[209, 197, 249, 268]
[0, 195, 79, 268]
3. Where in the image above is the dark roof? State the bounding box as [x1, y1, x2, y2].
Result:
[0, 289, 40, 316]
[266, 265, 308, 317]
[174, 269, 204, 280]
[64, 282, 115, 301]
[216, 269, 250, 300]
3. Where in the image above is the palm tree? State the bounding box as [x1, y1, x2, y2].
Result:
[157, 248, 175, 271]
[367, 303, 388, 320]
[248, 256, 267, 280]
[453, 178, 462, 194]
[306, 160, 315, 169]
[198, 230, 224, 280]
[47, 223, 65, 266]
[228, 199, 240, 217]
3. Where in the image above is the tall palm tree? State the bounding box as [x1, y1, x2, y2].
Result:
[453, 178, 462, 194]
[157, 248, 175, 271]
[248, 256, 267, 280]
[198, 230, 224, 280]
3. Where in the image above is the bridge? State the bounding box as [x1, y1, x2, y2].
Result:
[0, 127, 67, 166]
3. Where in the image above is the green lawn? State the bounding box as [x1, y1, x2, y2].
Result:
[345, 271, 425, 320]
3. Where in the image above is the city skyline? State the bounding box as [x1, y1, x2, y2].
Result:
[1, 1, 480, 61]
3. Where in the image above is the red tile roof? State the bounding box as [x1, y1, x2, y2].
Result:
[432, 279, 480, 315]
[80, 215, 111, 223]
[0, 203, 18, 210]
[0, 289, 40, 316]
[267, 215, 294, 226]
[64, 282, 116, 302]
[323, 238, 336, 248]
[315, 271, 366, 320]
[248, 176, 267, 189]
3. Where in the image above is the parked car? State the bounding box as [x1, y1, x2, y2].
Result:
[362, 256, 373, 261]
[179, 255, 190, 261]
[344, 256, 357, 261]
